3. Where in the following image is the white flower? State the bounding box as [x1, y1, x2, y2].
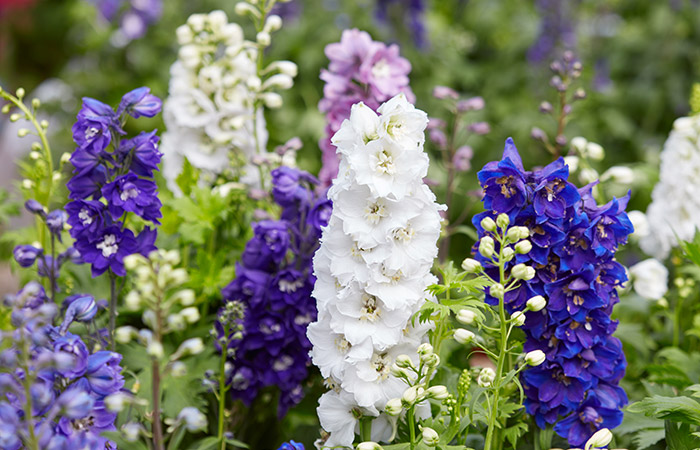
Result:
[627, 210, 649, 239]
[525, 350, 546, 366]
[177, 407, 207, 431]
[601, 165, 635, 184]
[641, 114, 700, 258]
[629, 258, 668, 300]
[309, 95, 441, 444]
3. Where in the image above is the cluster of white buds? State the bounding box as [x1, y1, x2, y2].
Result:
[161, 8, 298, 190]
[117, 250, 202, 362]
[309, 95, 443, 448]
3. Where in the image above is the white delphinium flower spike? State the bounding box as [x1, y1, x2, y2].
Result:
[309, 94, 443, 447]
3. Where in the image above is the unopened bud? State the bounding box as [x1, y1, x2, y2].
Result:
[511, 264, 535, 281]
[496, 213, 510, 229]
[501, 247, 514, 262]
[421, 426, 439, 447]
[490, 283, 505, 300]
[17, 128, 29, 137]
[461, 258, 481, 273]
[384, 398, 402, 416]
[585, 142, 605, 161]
[584, 428, 613, 450]
[357, 442, 383, 450]
[456, 309, 477, 325]
[417, 343, 433, 357]
[16, 88, 25, 99]
[479, 236, 495, 259]
[395, 354, 414, 369]
[401, 386, 420, 406]
[453, 328, 475, 345]
[426, 385, 449, 400]
[525, 350, 546, 366]
[480, 216, 496, 231]
[256, 31, 271, 46]
[511, 311, 526, 327]
[526, 296, 546, 312]
[507, 226, 529, 242]
[515, 240, 532, 254]
[477, 367, 495, 388]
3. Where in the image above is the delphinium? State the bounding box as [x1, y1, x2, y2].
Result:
[374, 0, 428, 49]
[640, 113, 700, 259]
[308, 94, 443, 448]
[471, 139, 633, 447]
[0, 283, 122, 449]
[318, 29, 414, 187]
[160, 5, 298, 190]
[218, 166, 331, 418]
[528, 0, 577, 64]
[66, 87, 162, 345]
[111, 249, 207, 450]
[427, 86, 490, 261]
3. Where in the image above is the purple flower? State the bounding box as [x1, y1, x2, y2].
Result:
[25, 199, 46, 217]
[241, 221, 290, 271]
[118, 130, 162, 177]
[66, 165, 109, 200]
[271, 167, 316, 207]
[72, 98, 120, 152]
[0, 403, 21, 450]
[66, 200, 107, 237]
[307, 198, 332, 230]
[53, 333, 90, 378]
[46, 210, 68, 236]
[56, 389, 95, 419]
[117, 87, 162, 118]
[101, 173, 162, 224]
[277, 440, 305, 450]
[60, 296, 98, 334]
[74, 226, 139, 277]
[453, 145, 474, 172]
[477, 138, 529, 214]
[86, 351, 125, 396]
[13, 245, 42, 268]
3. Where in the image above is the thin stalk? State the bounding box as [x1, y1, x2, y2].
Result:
[109, 271, 117, 351]
[407, 406, 416, 450]
[19, 329, 39, 450]
[438, 112, 462, 262]
[674, 294, 685, 348]
[359, 417, 372, 442]
[152, 285, 165, 450]
[218, 331, 229, 450]
[49, 233, 56, 302]
[484, 238, 510, 450]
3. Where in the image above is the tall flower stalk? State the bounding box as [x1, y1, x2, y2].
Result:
[308, 94, 443, 448]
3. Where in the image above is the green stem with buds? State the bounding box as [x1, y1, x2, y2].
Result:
[218, 324, 229, 450]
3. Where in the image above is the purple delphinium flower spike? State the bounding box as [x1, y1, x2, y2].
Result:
[219, 167, 330, 418]
[472, 139, 632, 447]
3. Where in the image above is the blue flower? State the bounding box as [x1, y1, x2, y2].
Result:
[118, 130, 162, 177]
[117, 87, 162, 118]
[477, 138, 529, 214]
[554, 399, 623, 447]
[66, 200, 108, 237]
[53, 332, 89, 378]
[74, 225, 139, 277]
[102, 173, 162, 224]
[277, 440, 305, 450]
[13, 244, 42, 268]
[46, 210, 68, 238]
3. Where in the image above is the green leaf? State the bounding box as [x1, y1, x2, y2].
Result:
[194, 436, 220, 450]
[101, 431, 149, 450]
[627, 395, 700, 425]
[691, 83, 700, 116]
[503, 422, 528, 448]
[679, 229, 700, 268]
[176, 157, 200, 197]
[632, 428, 666, 450]
[381, 444, 411, 450]
[665, 420, 700, 450]
[225, 437, 250, 448]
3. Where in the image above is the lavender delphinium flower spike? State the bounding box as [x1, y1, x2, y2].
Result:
[528, 0, 577, 64]
[219, 167, 331, 417]
[318, 29, 414, 187]
[375, 0, 428, 48]
[472, 139, 633, 447]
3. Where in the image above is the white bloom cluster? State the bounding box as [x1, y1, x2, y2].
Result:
[308, 94, 443, 448]
[641, 115, 700, 258]
[161, 10, 296, 189]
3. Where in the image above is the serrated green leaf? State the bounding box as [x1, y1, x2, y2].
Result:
[194, 436, 221, 450]
[628, 395, 700, 425]
[665, 420, 700, 450]
[503, 421, 528, 448]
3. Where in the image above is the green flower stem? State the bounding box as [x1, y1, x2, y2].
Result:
[152, 280, 165, 450]
[218, 324, 229, 450]
[359, 416, 372, 442]
[19, 328, 39, 450]
[407, 406, 416, 450]
[484, 232, 512, 450]
[109, 270, 118, 351]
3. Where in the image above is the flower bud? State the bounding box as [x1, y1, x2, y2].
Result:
[357, 442, 383, 450]
[480, 216, 496, 231]
[147, 341, 164, 358]
[263, 74, 294, 90]
[456, 309, 477, 325]
[176, 338, 204, 357]
[421, 426, 439, 447]
[496, 213, 510, 229]
[384, 398, 402, 416]
[511, 311, 526, 326]
[105, 392, 131, 412]
[24, 199, 46, 216]
[515, 240, 532, 254]
[124, 291, 141, 311]
[401, 386, 421, 406]
[525, 350, 546, 366]
[571, 136, 587, 152]
[453, 328, 475, 345]
[468, 121, 490, 135]
[461, 258, 481, 273]
[256, 31, 271, 46]
[180, 307, 200, 324]
[15, 88, 25, 98]
[122, 423, 142, 442]
[390, 364, 410, 378]
[261, 92, 283, 108]
[171, 361, 187, 377]
[501, 247, 514, 262]
[174, 289, 196, 306]
[601, 166, 634, 184]
[477, 367, 496, 388]
[564, 155, 579, 172]
[526, 295, 546, 312]
[584, 428, 613, 450]
[511, 264, 535, 281]
[264, 14, 283, 32]
[489, 283, 505, 300]
[426, 385, 449, 400]
[13, 245, 42, 268]
[115, 326, 137, 344]
[124, 254, 144, 270]
[478, 236, 495, 259]
[457, 96, 485, 112]
[178, 407, 208, 431]
[585, 142, 605, 161]
[417, 343, 433, 357]
[395, 354, 414, 369]
[507, 226, 529, 242]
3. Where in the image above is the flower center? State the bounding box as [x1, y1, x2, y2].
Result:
[392, 224, 415, 243]
[78, 208, 93, 225]
[120, 187, 139, 202]
[84, 127, 99, 140]
[273, 355, 294, 371]
[96, 234, 118, 258]
[364, 200, 387, 224]
[360, 294, 380, 322]
[279, 277, 304, 293]
[335, 336, 351, 353]
[374, 149, 396, 175]
[371, 352, 392, 380]
[371, 58, 391, 79]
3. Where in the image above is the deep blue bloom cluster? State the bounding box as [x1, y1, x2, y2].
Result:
[220, 167, 331, 418]
[0, 283, 123, 449]
[67, 88, 162, 278]
[375, 0, 428, 48]
[473, 139, 633, 447]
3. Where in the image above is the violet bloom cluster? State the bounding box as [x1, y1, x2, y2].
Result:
[375, 0, 428, 48]
[219, 167, 331, 417]
[0, 283, 123, 449]
[318, 29, 414, 186]
[66, 88, 162, 278]
[89, 0, 163, 40]
[473, 139, 633, 447]
[528, 0, 577, 64]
